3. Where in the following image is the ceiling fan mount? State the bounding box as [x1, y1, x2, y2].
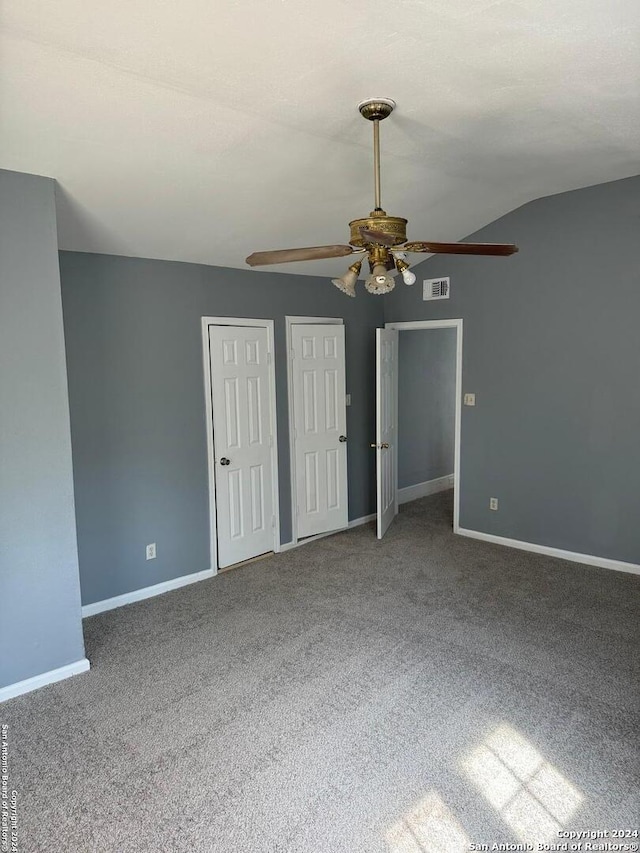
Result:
[245, 98, 518, 295]
[349, 99, 406, 254]
[357, 97, 396, 122]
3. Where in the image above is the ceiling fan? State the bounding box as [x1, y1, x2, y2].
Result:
[246, 98, 518, 297]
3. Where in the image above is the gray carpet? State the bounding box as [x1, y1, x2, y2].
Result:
[3, 491, 639, 852]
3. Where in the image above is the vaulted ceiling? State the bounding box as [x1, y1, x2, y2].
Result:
[2, 0, 638, 277]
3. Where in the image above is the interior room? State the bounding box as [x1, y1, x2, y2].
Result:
[1, 1, 639, 850]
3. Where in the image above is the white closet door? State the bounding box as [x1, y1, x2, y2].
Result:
[209, 326, 274, 567]
[291, 324, 348, 538]
[376, 328, 398, 539]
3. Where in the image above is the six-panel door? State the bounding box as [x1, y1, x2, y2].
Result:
[209, 326, 274, 568]
[291, 324, 348, 538]
[376, 327, 398, 539]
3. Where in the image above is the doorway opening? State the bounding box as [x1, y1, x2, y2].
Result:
[377, 319, 462, 537]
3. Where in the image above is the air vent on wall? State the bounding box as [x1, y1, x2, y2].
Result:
[423, 277, 450, 300]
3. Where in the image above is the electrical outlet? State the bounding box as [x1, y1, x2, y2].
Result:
[464, 393, 476, 406]
[489, 498, 499, 511]
[146, 543, 156, 560]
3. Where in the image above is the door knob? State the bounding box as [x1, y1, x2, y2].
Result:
[339, 435, 347, 443]
[220, 457, 231, 466]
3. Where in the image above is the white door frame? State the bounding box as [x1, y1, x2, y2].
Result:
[201, 317, 280, 572]
[384, 318, 463, 533]
[285, 315, 343, 546]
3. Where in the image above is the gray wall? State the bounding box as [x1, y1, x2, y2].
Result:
[398, 328, 456, 489]
[0, 170, 86, 689]
[385, 175, 640, 565]
[59, 252, 384, 606]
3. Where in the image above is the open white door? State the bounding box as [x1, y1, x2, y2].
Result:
[209, 325, 275, 568]
[375, 328, 398, 538]
[291, 324, 348, 538]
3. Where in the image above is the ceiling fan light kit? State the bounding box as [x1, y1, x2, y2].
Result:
[394, 257, 417, 286]
[365, 263, 395, 295]
[246, 98, 518, 295]
[331, 259, 362, 297]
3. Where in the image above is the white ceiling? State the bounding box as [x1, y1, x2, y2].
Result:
[1, 0, 639, 278]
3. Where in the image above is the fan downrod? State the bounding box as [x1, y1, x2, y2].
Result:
[357, 98, 396, 122]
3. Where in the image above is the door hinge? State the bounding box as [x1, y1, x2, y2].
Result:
[290, 349, 295, 359]
[267, 351, 273, 365]
[269, 435, 273, 447]
[271, 515, 276, 529]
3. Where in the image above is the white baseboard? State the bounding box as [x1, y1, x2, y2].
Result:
[457, 527, 640, 577]
[0, 658, 90, 704]
[82, 568, 216, 618]
[398, 474, 454, 505]
[280, 512, 377, 551]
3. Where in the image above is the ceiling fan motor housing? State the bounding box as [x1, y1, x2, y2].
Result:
[349, 211, 407, 248]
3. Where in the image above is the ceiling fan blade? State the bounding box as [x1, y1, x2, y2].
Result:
[403, 241, 518, 256]
[246, 245, 355, 267]
[359, 227, 397, 247]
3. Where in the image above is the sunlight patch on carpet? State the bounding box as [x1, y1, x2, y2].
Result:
[462, 723, 582, 843]
[385, 790, 470, 852]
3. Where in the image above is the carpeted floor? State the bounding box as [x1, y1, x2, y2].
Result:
[3, 491, 639, 852]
